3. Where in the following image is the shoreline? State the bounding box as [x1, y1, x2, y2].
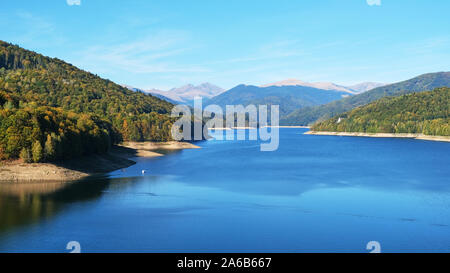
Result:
[263, 125, 310, 128]
[305, 131, 450, 142]
[208, 126, 310, 130]
[0, 141, 200, 183]
[207, 127, 257, 130]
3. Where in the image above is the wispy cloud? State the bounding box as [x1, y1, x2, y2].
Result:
[208, 40, 306, 65]
[67, 0, 81, 6]
[401, 37, 450, 55]
[75, 31, 208, 75]
[367, 0, 381, 6]
[11, 12, 66, 46]
[16, 11, 55, 33]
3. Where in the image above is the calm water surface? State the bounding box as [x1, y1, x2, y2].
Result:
[0, 129, 449, 252]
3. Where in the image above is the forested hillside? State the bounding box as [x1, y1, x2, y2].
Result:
[311, 87, 449, 136]
[281, 72, 450, 125]
[0, 40, 177, 162]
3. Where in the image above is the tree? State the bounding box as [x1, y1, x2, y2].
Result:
[44, 134, 56, 161]
[19, 148, 32, 163]
[32, 140, 43, 163]
[3, 101, 14, 110]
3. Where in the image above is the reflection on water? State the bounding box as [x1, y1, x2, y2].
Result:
[0, 174, 162, 235]
[0, 129, 449, 253]
[0, 177, 110, 233]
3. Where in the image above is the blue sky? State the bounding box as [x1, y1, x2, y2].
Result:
[1, 0, 449, 90]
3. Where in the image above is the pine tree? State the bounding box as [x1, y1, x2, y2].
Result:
[44, 134, 56, 161]
[32, 141, 43, 163]
[19, 148, 32, 163]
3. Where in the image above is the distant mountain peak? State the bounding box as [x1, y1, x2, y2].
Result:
[261, 79, 390, 94]
[261, 79, 305, 87]
[125, 83, 225, 105]
[261, 79, 356, 94]
[348, 82, 388, 93]
[198, 82, 219, 88]
[262, 79, 307, 87]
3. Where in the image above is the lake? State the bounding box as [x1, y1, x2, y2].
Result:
[0, 128, 449, 253]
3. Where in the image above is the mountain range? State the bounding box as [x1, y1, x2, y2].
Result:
[205, 84, 352, 116]
[281, 72, 450, 125]
[261, 79, 386, 94]
[134, 80, 386, 107]
[145, 83, 225, 105]
[125, 72, 449, 127]
[123, 85, 180, 105]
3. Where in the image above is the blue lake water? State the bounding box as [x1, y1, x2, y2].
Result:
[0, 128, 449, 253]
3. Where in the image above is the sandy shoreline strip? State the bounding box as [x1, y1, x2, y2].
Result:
[305, 131, 450, 142]
[263, 125, 310, 128]
[207, 127, 232, 131]
[233, 127, 257, 129]
[119, 141, 200, 157]
[0, 141, 200, 183]
[207, 127, 257, 130]
[0, 163, 93, 183]
[208, 126, 309, 130]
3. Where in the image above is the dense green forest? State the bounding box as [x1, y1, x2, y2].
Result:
[281, 72, 450, 125]
[311, 87, 450, 136]
[0, 40, 178, 162]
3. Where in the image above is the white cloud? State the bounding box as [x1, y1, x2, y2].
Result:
[67, 0, 81, 6]
[75, 31, 207, 75]
[367, 0, 381, 6]
[12, 12, 66, 46]
[207, 40, 306, 65]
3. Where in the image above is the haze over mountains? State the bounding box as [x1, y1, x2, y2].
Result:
[145, 83, 225, 105]
[134, 79, 386, 107]
[347, 82, 387, 93]
[123, 85, 180, 105]
[261, 79, 387, 94]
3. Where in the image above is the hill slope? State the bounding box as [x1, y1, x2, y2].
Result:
[311, 87, 449, 136]
[281, 72, 450, 125]
[206, 84, 351, 117]
[0, 40, 177, 161]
